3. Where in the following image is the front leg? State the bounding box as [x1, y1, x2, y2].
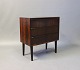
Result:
[30, 46, 33, 61]
[55, 41, 57, 53]
[22, 43, 25, 56]
[46, 43, 47, 50]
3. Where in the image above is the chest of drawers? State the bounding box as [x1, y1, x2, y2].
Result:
[20, 17, 60, 61]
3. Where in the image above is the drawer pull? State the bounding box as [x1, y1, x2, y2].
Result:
[30, 28, 35, 30]
[31, 37, 34, 38]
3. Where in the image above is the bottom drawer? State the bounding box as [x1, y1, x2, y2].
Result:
[46, 33, 59, 43]
[31, 33, 59, 46]
[31, 35, 46, 45]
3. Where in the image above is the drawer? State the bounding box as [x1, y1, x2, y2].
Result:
[31, 33, 59, 45]
[46, 26, 59, 34]
[30, 26, 59, 36]
[31, 19, 46, 28]
[30, 18, 59, 28]
[46, 18, 59, 26]
[30, 27, 46, 36]
[31, 35, 46, 45]
[46, 33, 59, 42]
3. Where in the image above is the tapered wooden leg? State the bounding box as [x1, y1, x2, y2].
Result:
[30, 46, 33, 61]
[55, 41, 57, 53]
[22, 43, 25, 56]
[46, 43, 47, 50]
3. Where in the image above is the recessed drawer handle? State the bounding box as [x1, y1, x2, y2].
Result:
[31, 37, 34, 38]
[30, 28, 35, 30]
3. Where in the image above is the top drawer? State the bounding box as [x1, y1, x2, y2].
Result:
[30, 17, 59, 28]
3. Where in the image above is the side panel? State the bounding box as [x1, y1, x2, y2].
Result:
[20, 18, 23, 42]
[20, 18, 30, 45]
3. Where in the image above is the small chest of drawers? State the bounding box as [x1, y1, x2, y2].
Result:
[20, 17, 60, 61]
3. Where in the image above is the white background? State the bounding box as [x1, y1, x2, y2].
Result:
[0, 0, 80, 70]
[0, 0, 80, 44]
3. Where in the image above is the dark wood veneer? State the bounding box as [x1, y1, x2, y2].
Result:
[19, 17, 60, 61]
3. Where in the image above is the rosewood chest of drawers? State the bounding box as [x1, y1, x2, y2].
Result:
[20, 17, 60, 61]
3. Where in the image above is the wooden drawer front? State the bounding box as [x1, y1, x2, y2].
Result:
[46, 18, 59, 26]
[31, 35, 46, 45]
[31, 33, 59, 45]
[31, 27, 46, 36]
[46, 33, 59, 43]
[31, 26, 59, 36]
[31, 19, 46, 28]
[46, 26, 59, 34]
[31, 18, 59, 28]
